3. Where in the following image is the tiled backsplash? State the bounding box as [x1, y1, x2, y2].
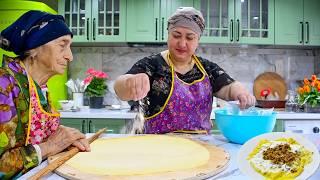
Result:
[68, 45, 319, 105]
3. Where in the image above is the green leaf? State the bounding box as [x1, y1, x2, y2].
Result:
[0, 132, 9, 148]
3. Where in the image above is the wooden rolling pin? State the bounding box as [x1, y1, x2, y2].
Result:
[29, 128, 106, 180]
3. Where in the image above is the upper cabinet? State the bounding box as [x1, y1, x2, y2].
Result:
[58, 0, 126, 42]
[126, 0, 196, 42]
[199, 0, 274, 44]
[275, 0, 320, 46]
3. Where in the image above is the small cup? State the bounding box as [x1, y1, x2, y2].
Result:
[73, 92, 84, 108]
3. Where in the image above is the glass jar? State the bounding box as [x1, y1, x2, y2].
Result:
[285, 90, 296, 112]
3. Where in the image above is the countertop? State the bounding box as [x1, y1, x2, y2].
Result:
[59, 108, 320, 120]
[20, 134, 320, 180]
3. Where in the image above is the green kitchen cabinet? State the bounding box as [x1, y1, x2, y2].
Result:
[0, 1, 67, 109]
[126, 0, 196, 42]
[199, 0, 274, 44]
[58, 0, 126, 42]
[275, 0, 320, 46]
[273, 120, 284, 132]
[60, 118, 89, 133]
[61, 118, 126, 133]
[88, 119, 126, 133]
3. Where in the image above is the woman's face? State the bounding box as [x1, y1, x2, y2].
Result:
[35, 35, 73, 75]
[167, 26, 199, 62]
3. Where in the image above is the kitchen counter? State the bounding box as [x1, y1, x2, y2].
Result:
[60, 108, 320, 120]
[20, 134, 320, 180]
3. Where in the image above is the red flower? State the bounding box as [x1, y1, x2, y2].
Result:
[260, 88, 271, 98]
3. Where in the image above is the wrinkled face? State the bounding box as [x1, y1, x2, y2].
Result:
[34, 35, 73, 75]
[167, 27, 199, 62]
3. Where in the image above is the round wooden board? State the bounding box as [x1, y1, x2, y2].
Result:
[253, 72, 287, 100]
[48, 136, 230, 180]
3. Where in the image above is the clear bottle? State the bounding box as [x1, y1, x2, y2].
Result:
[285, 90, 296, 112]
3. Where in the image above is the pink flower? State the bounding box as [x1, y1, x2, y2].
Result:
[84, 76, 93, 85]
[97, 71, 107, 78]
[86, 68, 96, 75]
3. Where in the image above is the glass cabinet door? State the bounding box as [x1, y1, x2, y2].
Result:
[92, 0, 126, 42]
[199, 0, 234, 43]
[59, 0, 91, 42]
[235, 0, 274, 44]
[163, 0, 196, 42]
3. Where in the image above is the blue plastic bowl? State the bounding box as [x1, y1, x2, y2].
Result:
[214, 109, 277, 144]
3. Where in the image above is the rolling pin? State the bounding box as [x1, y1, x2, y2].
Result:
[29, 128, 106, 180]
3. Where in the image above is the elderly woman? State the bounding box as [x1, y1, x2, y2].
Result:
[0, 10, 90, 179]
[114, 7, 256, 134]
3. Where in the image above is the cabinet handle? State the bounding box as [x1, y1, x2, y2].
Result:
[82, 120, 86, 133]
[230, 19, 234, 42]
[236, 19, 240, 42]
[93, 18, 96, 40]
[89, 120, 93, 133]
[86, 18, 89, 40]
[155, 18, 158, 40]
[161, 17, 165, 40]
[299, 21, 304, 44]
[305, 22, 309, 44]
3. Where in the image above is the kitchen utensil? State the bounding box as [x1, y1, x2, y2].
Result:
[253, 72, 287, 100]
[29, 128, 106, 180]
[47, 136, 230, 180]
[214, 109, 276, 144]
[256, 100, 286, 108]
[237, 132, 320, 180]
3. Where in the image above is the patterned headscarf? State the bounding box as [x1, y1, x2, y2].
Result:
[0, 10, 72, 56]
[168, 7, 205, 36]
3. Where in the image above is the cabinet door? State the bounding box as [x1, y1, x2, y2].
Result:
[304, 0, 320, 46]
[88, 119, 126, 133]
[162, 0, 196, 42]
[59, 0, 91, 42]
[60, 118, 88, 133]
[275, 0, 303, 45]
[126, 0, 161, 42]
[235, 0, 274, 44]
[199, 0, 234, 43]
[92, 0, 126, 42]
[273, 120, 284, 132]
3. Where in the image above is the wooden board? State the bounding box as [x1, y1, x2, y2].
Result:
[253, 72, 287, 100]
[48, 136, 230, 180]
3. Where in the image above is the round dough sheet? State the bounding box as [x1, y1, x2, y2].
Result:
[65, 135, 210, 175]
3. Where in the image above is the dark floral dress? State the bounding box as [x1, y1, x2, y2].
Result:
[0, 56, 50, 179]
[127, 53, 234, 118]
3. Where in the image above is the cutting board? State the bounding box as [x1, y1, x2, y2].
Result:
[253, 72, 287, 100]
[48, 136, 230, 180]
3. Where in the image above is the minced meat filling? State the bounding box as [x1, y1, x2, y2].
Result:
[262, 144, 299, 171]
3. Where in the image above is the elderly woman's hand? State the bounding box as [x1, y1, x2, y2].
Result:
[39, 125, 90, 158]
[125, 73, 150, 101]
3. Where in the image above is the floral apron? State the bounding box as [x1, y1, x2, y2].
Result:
[144, 53, 213, 134]
[25, 74, 60, 145]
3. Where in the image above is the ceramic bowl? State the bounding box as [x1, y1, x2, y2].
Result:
[59, 100, 74, 110]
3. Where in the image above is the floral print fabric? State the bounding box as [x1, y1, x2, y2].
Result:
[0, 56, 56, 179]
[27, 77, 60, 145]
[127, 53, 234, 118]
[144, 56, 213, 134]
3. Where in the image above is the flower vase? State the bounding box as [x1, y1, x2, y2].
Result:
[89, 96, 104, 109]
[304, 103, 320, 113]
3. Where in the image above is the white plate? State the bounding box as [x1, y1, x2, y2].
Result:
[237, 132, 320, 180]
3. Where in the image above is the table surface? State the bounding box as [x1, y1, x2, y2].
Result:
[19, 134, 320, 180]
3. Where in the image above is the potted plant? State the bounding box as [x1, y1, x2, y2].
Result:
[84, 68, 108, 108]
[297, 74, 320, 112]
